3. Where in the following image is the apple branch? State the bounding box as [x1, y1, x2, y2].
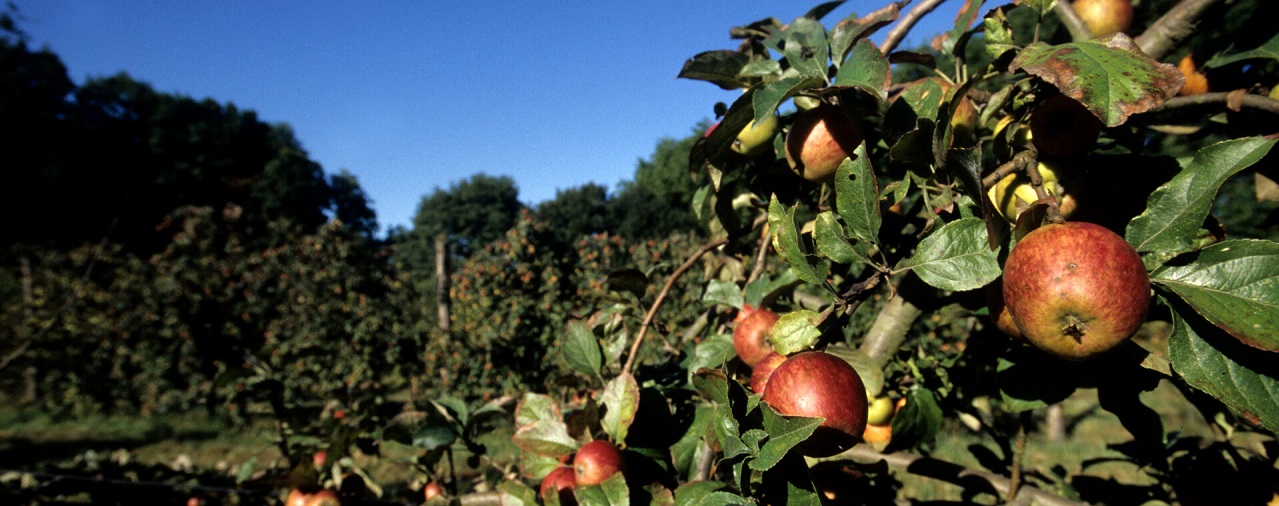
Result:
[858, 291, 924, 369]
[981, 150, 1037, 189]
[881, 0, 947, 56]
[1156, 92, 1279, 116]
[622, 237, 729, 375]
[1134, 0, 1226, 61]
[845, 446, 1088, 506]
[1052, 2, 1092, 43]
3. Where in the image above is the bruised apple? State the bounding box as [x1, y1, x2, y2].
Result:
[1002, 222, 1150, 360]
[733, 308, 779, 367]
[785, 105, 862, 183]
[539, 466, 577, 505]
[749, 351, 786, 394]
[1030, 96, 1102, 157]
[761, 351, 868, 457]
[573, 440, 625, 486]
[1072, 0, 1133, 37]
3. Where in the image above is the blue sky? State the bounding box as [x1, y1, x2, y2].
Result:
[13, 1, 961, 234]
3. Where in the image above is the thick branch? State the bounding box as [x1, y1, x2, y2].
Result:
[1052, 2, 1092, 42]
[881, 0, 946, 56]
[858, 293, 924, 369]
[845, 446, 1088, 506]
[1134, 0, 1226, 61]
[622, 238, 729, 374]
[1156, 92, 1279, 116]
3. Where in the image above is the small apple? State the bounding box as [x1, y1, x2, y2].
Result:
[423, 481, 445, 501]
[986, 161, 1079, 223]
[785, 105, 863, 183]
[749, 351, 787, 394]
[186, 497, 203, 506]
[1270, 85, 1279, 100]
[1072, 0, 1133, 37]
[986, 279, 1025, 341]
[732, 113, 779, 156]
[573, 440, 625, 486]
[540, 466, 577, 505]
[1030, 95, 1102, 157]
[733, 307, 779, 367]
[312, 450, 327, 469]
[285, 486, 341, 506]
[1002, 222, 1150, 360]
[1178, 54, 1210, 96]
[862, 422, 893, 446]
[865, 396, 896, 426]
[761, 351, 868, 457]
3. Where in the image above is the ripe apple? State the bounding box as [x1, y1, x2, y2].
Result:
[540, 466, 577, 505]
[573, 440, 625, 486]
[761, 351, 868, 457]
[312, 450, 327, 469]
[1072, 0, 1133, 37]
[733, 307, 779, 367]
[1002, 222, 1150, 360]
[1178, 54, 1210, 96]
[785, 105, 863, 183]
[749, 350, 786, 394]
[862, 422, 893, 446]
[865, 396, 896, 426]
[1030, 95, 1102, 157]
[731, 114, 779, 156]
[285, 486, 341, 506]
[423, 481, 445, 501]
[986, 161, 1079, 223]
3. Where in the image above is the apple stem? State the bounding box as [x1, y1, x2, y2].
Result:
[980, 150, 1036, 190]
[1024, 156, 1066, 224]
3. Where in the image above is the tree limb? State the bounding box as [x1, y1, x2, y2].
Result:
[881, 0, 947, 56]
[1155, 91, 1279, 116]
[623, 237, 729, 375]
[845, 446, 1089, 506]
[1134, 0, 1226, 61]
[858, 292, 924, 369]
[1052, 2, 1092, 42]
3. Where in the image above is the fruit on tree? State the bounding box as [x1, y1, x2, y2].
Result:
[1030, 95, 1102, 157]
[749, 351, 786, 394]
[731, 113, 779, 156]
[1270, 85, 1279, 100]
[733, 307, 779, 367]
[1178, 54, 1210, 96]
[761, 351, 868, 457]
[785, 105, 863, 183]
[866, 395, 896, 426]
[285, 487, 341, 506]
[573, 440, 625, 486]
[862, 422, 893, 445]
[986, 161, 1079, 223]
[312, 450, 327, 469]
[1002, 222, 1150, 360]
[986, 279, 1025, 341]
[423, 481, 445, 501]
[540, 466, 577, 505]
[1072, 0, 1133, 37]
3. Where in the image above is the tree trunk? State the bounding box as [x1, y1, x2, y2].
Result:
[435, 233, 451, 332]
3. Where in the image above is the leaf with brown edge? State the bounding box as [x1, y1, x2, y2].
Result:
[1009, 33, 1183, 127]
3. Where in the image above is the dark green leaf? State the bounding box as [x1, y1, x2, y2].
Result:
[562, 321, 603, 378]
[677, 50, 752, 90]
[1168, 301, 1279, 434]
[902, 217, 1001, 291]
[671, 405, 714, 477]
[769, 310, 823, 355]
[606, 268, 648, 299]
[713, 403, 750, 459]
[575, 471, 629, 506]
[601, 373, 641, 443]
[1127, 137, 1276, 268]
[769, 195, 825, 286]
[1153, 239, 1279, 351]
[1008, 35, 1183, 127]
[411, 424, 457, 451]
[752, 403, 823, 471]
[764, 17, 829, 81]
[834, 144, 881, 247]
[1205, 32, 1279, 68]
[674, 481, 751, 506]
[685, 333, 736, 383]
[703, 279, 744, 309]
[692, 368, 730, 405]
[997, 346, 1076, 412]
[755, 75, 827, 124]
[833, 39, 890, 101]
[830, 4, 901, 66]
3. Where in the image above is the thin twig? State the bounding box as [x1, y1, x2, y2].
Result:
[881, 0, 947, 56]
[622, 238, 729, 375]
[1007, 411, 1032, 502]
[746, 224, 771, 286]
[980, 150, 1037, 189]
[1024, 157, 1063, 224]
[1052, 2, 1092, 42]
[1135, 0, 1226, 61]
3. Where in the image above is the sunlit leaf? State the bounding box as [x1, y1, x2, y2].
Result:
[703, 279, 744, 309]
[833, 39, 890, 102]
[513, 393, 578, 457]
[601, 373, 641, 443]
[751, 403, 822, 471]
[769, 195, 826, 286]
[562, 321, 603, 378]
[902, 217, 1001, 291]
[833, 144, 881, 246]
[813, 212, 864, 265]
[1153, 239, 1279, 351]
[769, 310, 823, 355]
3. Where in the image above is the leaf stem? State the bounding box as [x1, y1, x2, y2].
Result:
[622, 237, 728, 375]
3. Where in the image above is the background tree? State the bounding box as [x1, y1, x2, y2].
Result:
[534, 182, 610, 246]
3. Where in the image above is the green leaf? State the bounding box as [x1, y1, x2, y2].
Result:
[411, 424, 457, 451]
[703, 279, 744, 309]
[938, 0, 985, 54]
[497, 481, 539, 506]
[1168, 301, 1279, 434]
[685, 332, 736, 382]
[833, 143, 881, 246]
[996, 346, 1076, 412]
[752, 403, 823, 471]
[713, 403, 749, 459]
[674, 481, 751, 506]
[606, 268, 648, 299]
[764, 17, 829, 81]
[1127, 137, 1277, 267]
[1009, 34, 1183, 126]
[600, 373, 641, 443]
[897, 78, 945, 122]
[769, 195, 825, 286]
[902, 217, 1001, 291]
[830, 4, 901, 67]
[813, 212, 864, 265]
[1017, 0, 1057, 16]
[1205, 31, 1279, 68]
[825, 345, 885, 397]
[982, 7, 1017, 60]
[1153, 239, 1279, 351]
[769, 310, 823, 355]
[575, 471, 630, 506]
[670, 405, 714, 478]
[833, 39, 890, 102]
[754, 75, 827, 125]
[886, 387, 944, 451]
[512, 393, 578, 457]
[677, 50, 752, 90]
[562, 321, 603, 378]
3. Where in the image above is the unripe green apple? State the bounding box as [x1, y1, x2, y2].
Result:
[1072, 0, 1133, 37]
[986, 161, 1079, 223]
[865, 396, 895, 426]
[761, 351, 868, 457]
[1002, 222, 1150, 360]
[785, 105, 862, 184]
[732, 114, 779, 156]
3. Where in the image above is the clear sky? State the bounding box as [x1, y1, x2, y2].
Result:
[12, 1, 961, 234]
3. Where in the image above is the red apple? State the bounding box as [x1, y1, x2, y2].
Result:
[761, 351, 868, 457]
[1030, 95, 1101, 157]
[573, 440, 625, 487]
[1002, 222, 1150, 360]
[540, 466, 577, 505]
[312, 450, 327, 469]
[1072, 0, 1134, 37]
[423, 481, 445, 501]
[285, 486, 341, 506]
[785, 105, 863, 183]
[733, 308, 779, 367]
[749, 351, 786, 394]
